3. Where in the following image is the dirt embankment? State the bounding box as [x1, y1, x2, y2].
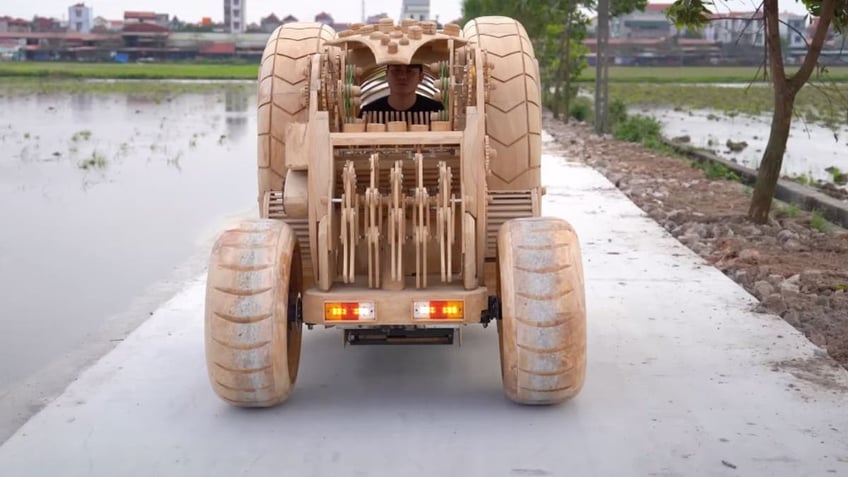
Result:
[544, 114, 848, 370]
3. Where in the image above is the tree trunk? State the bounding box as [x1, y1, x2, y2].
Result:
[552, 25, 568, 120]
[747, 0, 836, 223]
[748, 89, 795, 223]
[562, 4, 574, 123]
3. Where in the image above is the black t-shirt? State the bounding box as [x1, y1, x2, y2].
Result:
[361, 94, 444, 114]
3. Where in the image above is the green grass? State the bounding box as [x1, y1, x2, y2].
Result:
[810, 210, 833, 233]
[692, 160, 741, 181]
[785, 203, 801, 218]
[0, 62, 259, 80]
[78, 151, 107, 170]
[578, 66, 848, 83]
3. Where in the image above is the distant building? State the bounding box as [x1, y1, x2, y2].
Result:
[0, 38, 22, 59]
[68, 3, 93, 33]
[124, 11, 169, 28]
[92, 16, 124, 32]
[400, 0, 430, 22]
[31, 16, 63, 33]
[780, 13, 807, 49]
[0, 16, 32, 33]
[281, 15, 298, 24]
[121, 21, 170, 53]
[702, 11, 765, 46]
[610, 3, 674, 40]
[224, 0, 246, 33]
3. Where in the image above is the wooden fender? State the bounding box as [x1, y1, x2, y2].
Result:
[257, 23, 336, 211]
[205, 219, 303, 407]
[463, 17, 541, 190]
[497, 217, 586, 404]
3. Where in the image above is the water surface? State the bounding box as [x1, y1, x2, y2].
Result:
[641, 107, 848, 184]
[0, 82, 257, 397]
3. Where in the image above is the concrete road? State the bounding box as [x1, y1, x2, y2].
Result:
[1, 137, 846, 476]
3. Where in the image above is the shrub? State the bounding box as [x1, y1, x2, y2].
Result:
[608, 98, 628, 127]
[612, 115, 662, 143]
[569, 98, 593, 122]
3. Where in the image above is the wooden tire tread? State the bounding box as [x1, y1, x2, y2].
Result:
[205, 219, 298, 407]
[463, 16, 541, 191]
[257, 23, 336, 204]
[498, 217, 587, 404]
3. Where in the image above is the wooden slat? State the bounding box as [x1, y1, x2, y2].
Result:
[486, 191, 535, 259]
[331, 131, 463, 146]
[264, 191, 312, 276]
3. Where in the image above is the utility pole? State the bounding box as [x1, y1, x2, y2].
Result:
[362, 0, 366, 23]
[594, 0, 610, 135]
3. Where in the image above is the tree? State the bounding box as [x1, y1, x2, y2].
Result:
[462, 0, 645, 120]
[668, 0, 847, 223]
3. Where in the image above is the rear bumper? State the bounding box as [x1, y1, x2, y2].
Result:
[302, 282, 490, 326]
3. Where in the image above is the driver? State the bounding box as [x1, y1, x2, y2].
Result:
[360, 64, 443, 114]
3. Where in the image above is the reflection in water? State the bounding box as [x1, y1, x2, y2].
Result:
[126, 93, 164, 106]
[0, 81, 259, 396]
[226, 116, 249, 140]
[225, 86, 249, 113]
[72, 92, 94, 113]
[225, 86, 251, 140]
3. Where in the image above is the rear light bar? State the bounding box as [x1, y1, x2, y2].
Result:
[413, 300, 464, 320]
[324, 302, 376, 321]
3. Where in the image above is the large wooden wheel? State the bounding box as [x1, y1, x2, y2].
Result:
[497, 217, 586, 404]
[464, 16, 542, 191]
[257, 22, 336, 210]
[205, 219, 303, 407]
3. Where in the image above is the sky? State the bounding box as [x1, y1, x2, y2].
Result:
[2, 0, 810, 25]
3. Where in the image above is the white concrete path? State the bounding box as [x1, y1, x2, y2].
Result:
[1, 136, 847, 477]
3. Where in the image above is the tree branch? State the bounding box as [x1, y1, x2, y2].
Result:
[763, 0, 787, 85]
[776, 17, 813, 52]
[790, 0, 837, 90]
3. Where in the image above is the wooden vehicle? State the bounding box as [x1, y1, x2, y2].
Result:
[204, 16, 586, 406]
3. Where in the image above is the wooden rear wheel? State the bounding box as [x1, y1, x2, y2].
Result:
[205, 219, 303, 407]
[497, 217, 586, 404]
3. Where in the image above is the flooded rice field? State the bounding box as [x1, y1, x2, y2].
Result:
[0, 81, 257, 397]
[644, 107, 848, 184]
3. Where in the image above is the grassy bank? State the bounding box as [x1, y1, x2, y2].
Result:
[578, 66, 848, 83]
[0, 62, 259, 80]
